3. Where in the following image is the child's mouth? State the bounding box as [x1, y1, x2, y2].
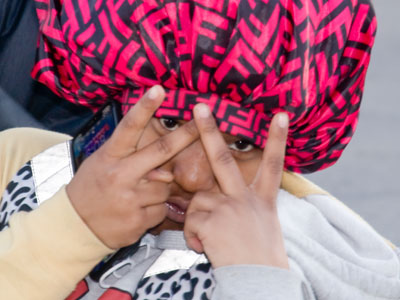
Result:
[165, 197, 189, 223]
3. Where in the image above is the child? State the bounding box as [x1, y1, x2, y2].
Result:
[1, 0, 399, 299]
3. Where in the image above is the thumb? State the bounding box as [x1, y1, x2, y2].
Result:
[145, 168, 174, 183]
[184, 211, 209, 253]
[186, 236, 204, 254]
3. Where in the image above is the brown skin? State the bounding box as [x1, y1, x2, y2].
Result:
[66, 85, 289, 269]
[141, 116, 263, 234]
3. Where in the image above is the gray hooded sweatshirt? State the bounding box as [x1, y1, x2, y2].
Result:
[1, 140, 399, 299]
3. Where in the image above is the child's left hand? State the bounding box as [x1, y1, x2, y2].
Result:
[184, 104, 289, 269]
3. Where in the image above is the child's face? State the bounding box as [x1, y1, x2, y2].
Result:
[136, 117, 264, 233]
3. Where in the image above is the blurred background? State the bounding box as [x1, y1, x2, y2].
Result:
[306, 0, 400, 245]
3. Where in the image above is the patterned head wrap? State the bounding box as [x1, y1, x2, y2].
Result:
[32, 0, 377, 173]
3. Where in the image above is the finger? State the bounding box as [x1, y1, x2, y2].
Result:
[193, 103, 246, 195]
[145, 168, 174, 183]
[186, 191, 224, 216]
[184, 211, 209, 253]
[142, 203, 168, 229]
[129, 120, 199, 175]
[103, 85, 166, 158]
[253, 113, 289, 202]
[133, 181, 170, 207]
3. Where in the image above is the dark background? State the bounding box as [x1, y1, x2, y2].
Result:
[306, 0, 400, 246]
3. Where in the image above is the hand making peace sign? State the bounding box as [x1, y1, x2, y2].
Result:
[66, 86, 199, 249]
[185, 103, 289, 269]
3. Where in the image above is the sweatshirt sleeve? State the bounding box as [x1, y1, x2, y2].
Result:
[0, 128, 70, 191]
[0, 128, 113, 300]
[211, 265, 314, 300]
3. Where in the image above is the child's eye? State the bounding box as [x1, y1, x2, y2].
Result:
[228, 140, 255, 152]
[160, 118, 180, 131]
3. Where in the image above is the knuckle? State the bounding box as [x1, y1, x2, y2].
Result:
[100, 166, 119, 185]
[265, 157, 284, 175]
[201, 119, 217, 134]
[278, 131, 288, 142]
[265, 199, 278, 212]
[217, 200, 230, 211]
[155, 136, 173, 155]
[122, 114, 140, 130]
[120, 190, 137, 206]
[183, 120, 199, 137]
[215, 149, 235, 165]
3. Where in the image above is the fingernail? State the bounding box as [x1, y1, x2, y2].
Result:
[195, 104, 210, 118]
[277, 113, 289, 128]
[147, 86, 159, 100]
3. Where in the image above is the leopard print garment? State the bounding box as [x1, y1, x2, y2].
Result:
[134, 263, 215, 300]
[0, 142, 217, 300]
[68, 257, 216, 300]
[0, 162, 38, 230]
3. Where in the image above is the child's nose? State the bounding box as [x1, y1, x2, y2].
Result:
[171, 140, 216, 193]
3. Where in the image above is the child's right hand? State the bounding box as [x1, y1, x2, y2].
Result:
[66, 86, 199, 250]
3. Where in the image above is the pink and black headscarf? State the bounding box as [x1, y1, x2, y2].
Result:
[32, 0, 377, 173]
